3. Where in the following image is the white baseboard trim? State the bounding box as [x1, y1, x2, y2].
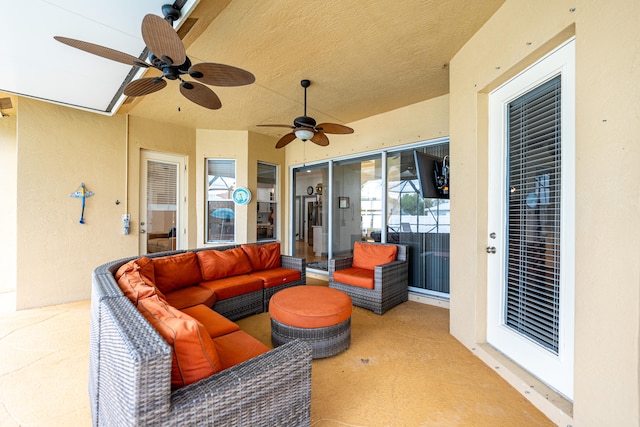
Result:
[473, 343, 574, 426]
[409, 292, 450, 309]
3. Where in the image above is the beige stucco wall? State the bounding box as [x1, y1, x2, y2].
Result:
[14, 99, 196, 309]
[449, 0, 640, 425]
[0, 115, 17, 294]
[16, 98, 129, 308]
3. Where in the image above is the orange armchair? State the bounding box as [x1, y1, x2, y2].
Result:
[329, 242, 408, 314]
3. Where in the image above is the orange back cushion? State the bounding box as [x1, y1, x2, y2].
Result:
[241, 242, 281, 271]
[352, 242, 398, 270]
[115, 257, 157, 305]
[137, 295, 221, 388]
[152, 252, 203, 293]
[197, 247, 253, 281]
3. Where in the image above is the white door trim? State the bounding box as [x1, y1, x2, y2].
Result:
[487, 39, 575, 400]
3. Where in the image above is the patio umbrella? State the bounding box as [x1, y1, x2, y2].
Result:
[211, 207, 235, 220]
[211, 208, 234, 239]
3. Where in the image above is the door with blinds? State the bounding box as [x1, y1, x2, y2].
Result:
[140, 150, 186, 255]
[487, 41, 575, 399]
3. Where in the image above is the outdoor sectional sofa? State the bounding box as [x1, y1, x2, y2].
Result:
[89, 242, 311, 426]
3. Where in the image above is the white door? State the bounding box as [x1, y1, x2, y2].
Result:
[140, 150, 186, 255]
[487, 40, 575, 399]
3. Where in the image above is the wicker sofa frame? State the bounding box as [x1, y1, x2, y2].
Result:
[328, 243, 409, 315]
[90, 245, 312, 426]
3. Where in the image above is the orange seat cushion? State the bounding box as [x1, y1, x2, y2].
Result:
[352, 242, 398, 271]
[152, 252, 203, 293]
[333, 267, 375, 290]
[213, 330, 270, 370]
[115, 257, 157, 305]
[269, 286, 352, 328]
[180, 304, 240, 338]
[250, 267, 301, 289]
[199, 275, 263, 300]
[137, 295, 221, 389]
[241, 242, 281, 271]
[163, 285, 216, 310]
[197, 247, 253, 281]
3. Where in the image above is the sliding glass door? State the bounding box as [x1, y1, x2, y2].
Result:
[290, 140, 450, 297]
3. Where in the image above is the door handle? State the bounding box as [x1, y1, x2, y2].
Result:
[486, 246, 496, 254]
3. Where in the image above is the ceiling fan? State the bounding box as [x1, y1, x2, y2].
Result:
[54, 2, 255, 110]
[258, 79, 354, 149]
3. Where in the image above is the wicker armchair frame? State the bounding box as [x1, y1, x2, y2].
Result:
[328, 243, 409, 315]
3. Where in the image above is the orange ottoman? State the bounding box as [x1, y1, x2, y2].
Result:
[269, 286, 352, 359]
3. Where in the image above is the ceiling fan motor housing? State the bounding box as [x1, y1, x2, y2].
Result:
[148, 53, 191, 79]
[294, 116, 316, 128]
[162, 4, 181, 24]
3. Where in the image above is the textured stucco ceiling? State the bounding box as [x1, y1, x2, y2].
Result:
[3, 0, 505, 136]
[124, 0, 505, 137]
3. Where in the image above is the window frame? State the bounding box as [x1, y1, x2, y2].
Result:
[205, 158, 236, 243]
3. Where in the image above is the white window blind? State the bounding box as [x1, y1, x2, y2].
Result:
[505, 75, 561, 354]
[147, 161, 177, 206]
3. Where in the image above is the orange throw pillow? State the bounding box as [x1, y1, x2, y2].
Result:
[197, 247, 253, 281]
[115, 257, 157, 305]
[152, 252, 203, 293]
[241, 242, 281, 271]
[352, 242, 398, 271]
[137, 295, 221, 388]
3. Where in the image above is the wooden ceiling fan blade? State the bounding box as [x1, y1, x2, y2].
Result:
[142, 14, 186, 66]
[257, 124, 294, 129]
[275, 133, 297, 149]
[276, 132, 296, 148]
[124, 77, 167, 96]
[189, 63, 255, 87]
[54, 36, 148, 68]
[311, 131, 330, 146]
[317, 123, 354, 134]
[180, 81, 222, 110]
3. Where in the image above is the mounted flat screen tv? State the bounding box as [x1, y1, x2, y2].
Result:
[413, 151, 449, 199]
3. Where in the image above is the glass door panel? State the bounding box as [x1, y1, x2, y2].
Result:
[386, 144, 449, 295]
[293, 164, 328, 269]
[332, 155, 382, 257]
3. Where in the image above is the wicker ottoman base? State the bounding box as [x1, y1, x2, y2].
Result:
[271, 317, 351, 359]
[269, 286, 352, 359]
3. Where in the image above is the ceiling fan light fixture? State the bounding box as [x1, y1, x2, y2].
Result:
[295, 129, 315, 141]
